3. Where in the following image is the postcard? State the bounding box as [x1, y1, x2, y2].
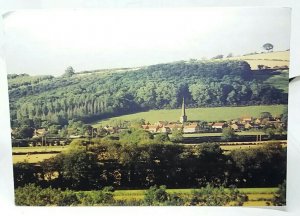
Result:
[3, 7, 290, 206]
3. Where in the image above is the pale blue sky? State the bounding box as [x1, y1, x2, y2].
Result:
[3, 7, 291, 76]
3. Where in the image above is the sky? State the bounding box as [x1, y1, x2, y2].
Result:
[3, 7, 291, 76]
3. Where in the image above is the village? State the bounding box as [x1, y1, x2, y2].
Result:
[11, 98, 285, 148]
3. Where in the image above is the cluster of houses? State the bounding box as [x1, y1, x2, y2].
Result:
[141, 115, 284, 134]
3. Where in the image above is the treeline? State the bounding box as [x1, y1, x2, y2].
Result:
[15, 184, 249, 206]
[8, 60, 288, 128]
[14, 140, 286, 190]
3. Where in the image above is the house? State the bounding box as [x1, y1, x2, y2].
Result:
[230, 123, 244, 131]
[212, 123, 227, 129]
[33, 128, 47, 137]
[244, 123, 253, 129]
[241, 116, 252, 123]
[183, 124, 200, 133]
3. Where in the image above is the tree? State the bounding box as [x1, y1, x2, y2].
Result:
[212, 54, 224, 59]
[63, 66, 75, 77]
[222, 128, 236, 141]
[61, 148, 101, 190]
[280, 107, 288, 130]
[144, 185, 169, 205]
[227, 53, 233, 58]
[15, 126, 34, 139]
[272, 180, 286, 206]
[170, 128, 183, 143]
[263, 43, 274, 52]
[260, 112, 272, 119]
[190, 184, 248, 206]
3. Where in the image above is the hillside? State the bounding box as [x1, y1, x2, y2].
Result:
[8, 56, 288, 129]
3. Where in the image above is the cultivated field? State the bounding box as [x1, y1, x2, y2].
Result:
[93, 105, 286, 127]
[227, 51, 290, 70]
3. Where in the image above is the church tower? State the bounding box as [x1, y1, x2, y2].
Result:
[179, 97, 187, 124]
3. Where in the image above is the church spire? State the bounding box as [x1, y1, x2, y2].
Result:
[180, 97, 187, 123]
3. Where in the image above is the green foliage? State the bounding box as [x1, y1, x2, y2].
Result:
[61, 149, 100, 189]
[119, 129, 153, 145]
[154, 133, 170, 143]
[170, 128, 183, 142]
[8, 60, 287, 130]
[260, 111, 272, 119]
[13, 163, 37, 187]
[15, 184, 79, 206]
[272, 180, 286, 206]
[222, 128, 236, 141]
[63, 66, 75, 77]
[144, 185, 169, 205]
[265, 128, 276, 139]
[229, 144, 286, 187]
[281, 107, 288, 129]
[77, 187, 115, 205]
[190, 184, 248, 206]
[14, 126, 34, 139]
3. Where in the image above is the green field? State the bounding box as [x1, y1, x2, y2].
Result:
[12, 146, 68, 153]
[93, 105, 286, 127]
[111, 187, 277, 206]
[13, 153, 57, 164]
[12, 146, 69, 164]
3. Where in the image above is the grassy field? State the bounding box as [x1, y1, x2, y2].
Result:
[227, 51, 289, 69]
[112, 187, 277, 206]
[93, 105, 286, 127]
[13, 153, 57, 164]
[12, 146, 69, 164]
[12, 146, 68, 153]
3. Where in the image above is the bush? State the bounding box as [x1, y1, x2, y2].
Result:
[190, 184, 247, 206]
[15, 184, 79, 206]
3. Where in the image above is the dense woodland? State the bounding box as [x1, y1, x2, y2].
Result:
[8, 60, 287, 129]
[14, 136, 286, 191]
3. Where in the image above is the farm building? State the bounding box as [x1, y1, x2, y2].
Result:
[212, 123, 227, 129]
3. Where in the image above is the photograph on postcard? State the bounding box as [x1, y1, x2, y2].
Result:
[3, 8, 290, 206]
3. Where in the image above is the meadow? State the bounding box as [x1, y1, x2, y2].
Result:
[93, 105, 286, 127]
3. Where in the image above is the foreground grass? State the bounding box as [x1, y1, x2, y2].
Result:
[93, 105, 286, 127]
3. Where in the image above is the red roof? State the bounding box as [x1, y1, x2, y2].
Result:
[213, 123, 225, 126]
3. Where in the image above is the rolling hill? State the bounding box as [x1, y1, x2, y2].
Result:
[8, 51, 289, 129]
